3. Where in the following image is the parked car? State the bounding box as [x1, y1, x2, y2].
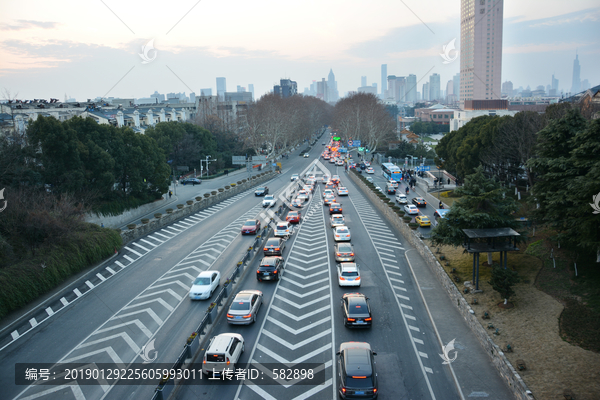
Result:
[226, 290, 263, 325]
[255, 187, 269, 196]
[189, 271, 220, 300]
[202, 333, 244, 377]
[241, 219, 261, 235]
[181, 177, 202, 185]
[337, 342, 378, 398]
[341, 293, 372, 328]
[257, 256, 285, 281]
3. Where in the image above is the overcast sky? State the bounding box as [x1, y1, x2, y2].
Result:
[1, 0, 598, 102]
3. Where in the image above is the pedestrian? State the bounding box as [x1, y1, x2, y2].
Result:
[169, 190, 172, 198]
[225, 170, 229, 176]
[101, 223, 104, 228]
[448, 178, 451, 185]
[439, 201, 444, 209]
[192, 180, 196, 186]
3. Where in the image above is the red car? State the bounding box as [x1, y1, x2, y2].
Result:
[241, 219, 261, 235]
[286, 211, 301, 224]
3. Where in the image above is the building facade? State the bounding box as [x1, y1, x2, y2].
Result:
[460, 0, 504, 103]
[216, 77, 227, 100]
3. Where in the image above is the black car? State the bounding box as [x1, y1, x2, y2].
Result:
[341, 293, 372, 328]
[263, 237, 286, 256]
[255, 187, 269, 196]
[257, 256, 284, 281]
[337, 342, 378, 399]
[412, 197, 427, 207]
[181, 178, 202, 185]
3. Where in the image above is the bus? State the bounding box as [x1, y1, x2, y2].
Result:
[381, 163, 402, 181]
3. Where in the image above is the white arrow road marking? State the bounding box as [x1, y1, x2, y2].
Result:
[280, 277, 328, 289]
[266, 316, 331, 335]
[262, 328, 331, 351]
[274, 294, 330, 309]
[277, 285, 329, 298]
[270, 305, 330, 321]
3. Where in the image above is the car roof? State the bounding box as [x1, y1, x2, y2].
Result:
[266, 237, 281, 244]
[234, 292, 254, 301]
[276, 222, 289, 227]
[197, 270, 217, 278]
[343, 347, 373, 376]
[244, 219, 257, 223]
[340, 263, 358, 271]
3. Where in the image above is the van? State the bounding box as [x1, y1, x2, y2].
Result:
[202, 333, 245, 377]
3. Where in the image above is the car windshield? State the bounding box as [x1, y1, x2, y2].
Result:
[193, 277, 210, 285]
[346, 376, 374, 388]
[243, 220, 256, 226]
[257, 187, 265, 191]
[288, 212, 298, 217]
[230, 301, 250, 311]
[277, 224, 288, 230]
[264, 195, 274, 200]
[337, 228, 349, 234]
[338, 245, 352, 252]
[266, 239, 279, 246]
[206, 354, 225, 362]
[341, 271, 358, 277]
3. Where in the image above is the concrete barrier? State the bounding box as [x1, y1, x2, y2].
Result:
[347, 171, 534, 400]
[119, 173, 276, 245]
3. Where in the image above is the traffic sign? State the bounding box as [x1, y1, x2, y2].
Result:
[347, 140, 361, 147]
[347, 140, 353, 147]
[333, 136, 341, 141]
[416, 166, 431, 172]
[358, 147, 365, 152]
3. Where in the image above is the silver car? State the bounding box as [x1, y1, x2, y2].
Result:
[333, 226, 351, 242]
[330, 214, 345, 228]
[334, 243, 355, 262]
[226, 290, 263, 325]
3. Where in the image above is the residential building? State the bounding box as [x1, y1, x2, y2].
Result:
[501, 81, 513, 97]
[248, 84, 254, 101]
[150, 91, 165, 102]
[415, 104, 455, 125]
[406, 74, 417, 103]
[273, 79, 298, 98]
[451, 100, 517, 131]
[422, 82, 430, 101]
[460, 0, 504, 104]
[225, 91, 253, 102]
[200, 88, 212, 96]
[361, 76, 367, 87]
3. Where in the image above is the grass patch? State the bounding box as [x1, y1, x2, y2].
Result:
[560, 298, 600, 352]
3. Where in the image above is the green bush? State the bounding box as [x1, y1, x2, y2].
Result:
[403, 216, 412, 222]
[0, 225, 121, 319]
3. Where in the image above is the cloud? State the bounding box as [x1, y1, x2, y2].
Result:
[0, 19, 59, 31]
[528, 9, 600, 28]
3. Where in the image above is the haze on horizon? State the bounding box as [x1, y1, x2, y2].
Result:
[0, 0, 598, 101]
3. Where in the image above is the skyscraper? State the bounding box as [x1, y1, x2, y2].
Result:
[460, 0, 504, 104]
[216, 77, 226, 100]
[406, 74, 417, 103]
[423, 82, 430, 101]
[328, 69, 338, 102]
[381, 64, 387, 98]
[501, 81, 513, 97]
[274, 79, 298, 98]
[200, 88, 212, 96]
[248, 84, 255, 101]
[571, 53, 581, 94]
[453, 73, 460, 101]
[429, 73, 441, 101]
[387, 75, 397, 100]
[361, 76, 367, 87]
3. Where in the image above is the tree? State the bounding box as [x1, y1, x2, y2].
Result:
[430, 166, 524, 263]
[528, 109, 600, 254]
[489, 265, 520, 304]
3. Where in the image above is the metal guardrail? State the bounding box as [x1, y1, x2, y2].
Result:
[151, 225, 271, 400]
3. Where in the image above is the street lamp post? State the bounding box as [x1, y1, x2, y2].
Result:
[437, 158, 445, 203]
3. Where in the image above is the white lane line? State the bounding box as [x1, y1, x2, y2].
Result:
[393, 285, 408, 292]
[390, 277, 405, 284]
[73, 288, 83, 297]
[106, 266, 116, 275]
[409, 325, 420, 332]
[124, 246, 144, 257]
[123, 255, 135, 263]
[413, 337, 424, 345]
[29, 318, 38, 328]
[60, 297, 69, 306]
[96, 273, 106, 282]
[419, 351, 428, 358]
[405, 314, 416, 320]
[85, 281, 95, 289]
[153, 231, 170, 239]
[11, 331, 19, 340]
[46, 307, 55, 317]
[140, 238, 158, 247]
[132, 242, 150, 252]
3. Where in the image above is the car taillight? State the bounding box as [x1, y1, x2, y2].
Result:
[275, 248, 280, 251]
[356, 277, 361, 280]
[347, 318, 355, 322]
[365, 317, 372, 321]
[341, 388, 346, 394]
[373, 388, 377, 393]
[264, 248, 268, 251]
[243, 314, 252, 319]
[256, 269, 260, 273]
[349, 253, 354, 256]
[339, 277, 345, 280]
[273, 270, 278, 273]
[227, 314, 233, 318]
[226, 358, 230, 365]
[336, 253, 341, 257]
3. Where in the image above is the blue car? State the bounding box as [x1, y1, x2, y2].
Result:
[181, 178, 202, 185]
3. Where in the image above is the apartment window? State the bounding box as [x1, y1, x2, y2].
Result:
[480, 9, 485, 14]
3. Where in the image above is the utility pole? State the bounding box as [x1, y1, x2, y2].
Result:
[200, 155, 215, 178]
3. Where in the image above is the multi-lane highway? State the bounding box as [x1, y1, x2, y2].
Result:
[1, 142, 513, 400]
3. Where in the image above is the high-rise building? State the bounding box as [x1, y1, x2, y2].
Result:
[581, 79, 590, 91]
[387, 75, 397, 100]
[446, 80, 455, 104]
[501, 81, 513, 97]
[248, 84, 254, 101]
[317, 78, 328, 101]
[216, 77, 226, 100]
[372, 83, 378, 94]
[460, 0, 504, 104]
[422, 82, 430, 101]
[571, 53, 581, 94]
[381, 64, 387, 98]
[189, 92, 196, 103]
[361, 76, 367, 87]
[429, 73, 441, 101]
[406, 74, 417, 103]
[150, 91, 165, 102]
[328, 69, 338, 102]
[453, 73, 460, 101]
[200, 88, 212, 96]
[551, 74, 559, 92]
[273, 79, 298, 98]
[396, 76, 406, 103]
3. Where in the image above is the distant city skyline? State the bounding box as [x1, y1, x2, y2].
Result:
[0, 1, 598, 102]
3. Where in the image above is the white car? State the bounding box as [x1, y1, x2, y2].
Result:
[336, 160, 344, 166]
[274, 221, 293, 237]
[262, 195, 276, 208]
[389, 180, 399, 188]
[322, 176, 329, 184]
[226, 290, 263, 325]
[303, 185, 313, 193]
[375, 186, 383, 193]
[323, 189, 335, 198]
[189, 270, 220, 300]
[324, 194, 336, 205]
[337, 263, 361, 287]
[202, 333, 244, 377]
[291, 174, 299, 181]
[404, 204, 419, 215]
[337, 187, 349, 196]
[395, 193, 408, 204]
[303, 153, 310, 158]
[330, 215, 345, 228]
[366, 177, 374, 183]
[333, 226, 351, 242]
[364, 161, 371, 167]
[366, 167, 375, 174]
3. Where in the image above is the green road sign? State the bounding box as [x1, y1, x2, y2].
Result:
[358, 147, 365, 152]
